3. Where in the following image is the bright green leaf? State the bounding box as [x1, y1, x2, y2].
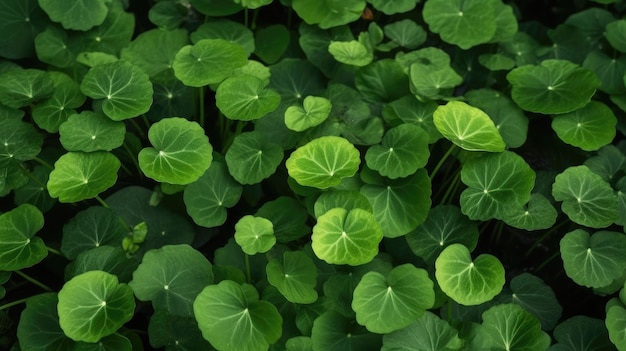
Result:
[284, 96, 331, 132]
[502, 193, 558, 231]
[551, 101, 617, 151]
[479, 304, 551, 351]
[381, 311, 464, 351]
[0, 204, 47, 271]
[234, 215, 275, 255]
[328, 40, 372, 67]
[173, 39, 248, 87]
[291, 0, 366, 29]
[215, 74, 281, 121]
[365, 124, 430, 179]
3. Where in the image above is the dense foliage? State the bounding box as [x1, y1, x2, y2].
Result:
[1, 0, 626, 350]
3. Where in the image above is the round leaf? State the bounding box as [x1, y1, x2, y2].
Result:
[59, 111, 126, 152]
[479, 304, 551, 351]
[291, 0, 366, 29]
[384, 19, 427, 49]
[552, 315, 613, 350]
[551, 101, 617, 151]
[314, 190, 373, 219]
[0, 204, 47, 271]
[286, 136, 361, 189]
[607, 304, 626, 350]
[433, 101, 505, 152]
[560, 229, 626, 288]
[120, 28, 189, 78]
[266, 251, 318, 304]
[312, 207, 383, 266]
[173, 39, 247, 87]
[552, 165, 618, 228]
[284, 96, 331, 132]
[48, 151, 121, 203]
[225, 131, 284, 184]
[435, 243, 505, 306]
[80, 61, 154, 121]
[61, 206, 127, 260]
[422, 0, 497, 49]
[365, 124, 430, 179]
[58, 270, 135, 343]
[129, 244, 214, 316]
[502, 193, 558, 231]
[193, 280, 282, 351]
[460, 151, 535, 221]
[39, 0, 108, 30]
[234, 215, 275, 255]
[352, 264, 435, 334]
[17, 293, 75, 350]
[383, 96, 441, 143]
[0, 113, 43, 162]
[138, 117, 213, 185]
[381, 312, 464, 351]
[215, 74, 281, 121]
[506, 59, 600, 114]
[255, 196, 311, 243]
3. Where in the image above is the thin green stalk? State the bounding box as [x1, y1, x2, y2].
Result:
[0, 297, 31, 311]
[128, 118, 147, 140]
[18, 164, 47, 189]
[123, 141, 142, 175]
[244, 7, 249, 28]
[244, 254, 252, 284]
[95, 195, 110, 208]
[534, 251, 560, 273]
[524, 218, 569, 257]
[33, 156, 54, 170]
[429, 143, 457, 181]
[95, 195, 133, 233]
[46, 246, 64, 257]
[15, 271, 52, 292]
[198, 86, 205, 127]
[439, 171, 461, 205]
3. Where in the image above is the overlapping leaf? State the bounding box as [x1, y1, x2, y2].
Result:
[0, 204, 47, 271]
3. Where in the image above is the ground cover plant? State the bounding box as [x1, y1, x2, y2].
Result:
[1, 0, 626, 349]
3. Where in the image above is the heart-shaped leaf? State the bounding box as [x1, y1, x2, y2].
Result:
[365, 124, 430, 179]
[215, 74, 281, 121]
[501, 273, 562, 331]
[478, 304, 551, 350]
[59, 111, 126, 152]
[17, 293, 76, 350]
[225, 131, 284, 184]
[0, 204, 47, 271]
[435, 243, 505, 306]
[266, 251, 318, 304]
[284, 96, 331, 132]
[173, 39, 247, 87]
[381, 312, 464, 351]
[502, 193, 558, 231]
[61, 206, 127, 260]
[551, 101, 617, 151]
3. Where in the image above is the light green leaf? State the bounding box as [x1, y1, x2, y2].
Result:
[552, 101, 617, 151]
[352, 264, 435, 333]
[284, 96, 331, 132]
[479, 304, 551, 351]
[502, 193, 558, 231]
[234, 215, 275, 255]
[384, 19, 426, 49]
[267, 251, 318, 304]
[193, 280, 282, 351]
[48, 151, 121, 203]
[39, 0, 108, 31]
[0, 204, 47, 271]
[80, 61, 153, 121]
[138, 117, 213, 185]
[215, 74, 281, 121]
[433, 100, 505, 152]
[314, 190, 373, 219]
[59, 111, 126, 152]
[552, 165, 619, 228]
[328, 40, 372, 67]
[365, 124, 430, 179]
[312, 207, 383, 266]
[58, 270, 135, 343]
[403, 47, 463, 99]
[381, 312, 464, 351]
[225, 131, 284, 184]
[291, 0, 366, 29]
[129, 244, 213, 317]
[173, 39, 247, 87]
[435, 243, 505, 306]
[191, 19, 254, 55]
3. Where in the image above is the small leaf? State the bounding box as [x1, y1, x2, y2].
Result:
[173, 39, 247, 87]
[384, 19, 426, 49]
[552, 101, 617, 151]
[58, 270, 135, 343]
[0, 204, 47, 271]
[215, 74, 281, 121]
[267, 251, 318, 304]
[328, 40, 372, 67]
[234, 215, 275, 255]
[606, 304, 626, 350]
[284, 96, 331, 132]
[59, 111, 126, 152]
[311, 311, 382, 351]
[502, 193, 558, 231]
[225, 131, 284, 184]
[138, 117, 213, 185]
[435, 243, 505, 306]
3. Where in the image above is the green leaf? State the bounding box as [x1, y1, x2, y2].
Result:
[34, 26, 83, 68]
[39, 0, 107, 30]
[148, 311, 212, 350]
[360, 169, 432, 238]
[356, 59, 410, 103]
[32, 74, 86, 133]
[314, 190, 372, 219]
[80, 61, 154, 121]
[66, 246, 139, 283]
[17, 293, 75, 350]
[551, 101, 617, 151]
[312, 207, 383, 266]
[435, 243, 505, 306]
[311, 311, 382, 351]
[61, 206, 127, 260]
[585, 145, 626, 183]
[352, 264, 435, 333]
[502, 273, 562, 331]
[552, 165, 619, 228]
[478, 53, 515, 71]
[460, 151, 535, 221]
[0, 113, 43, 162]
[255, 24, 290, 64]
[48, 151, 120, 203]
[384, 19, 426, 49]
[560, 229, 626, 288]
[606, 19, 626, 53]
[148, 1, 187, 30]
[465, 88, 528, 149]
[234, 215, 275, 255]
[583, 50, 626, 94]
[215, 74, 281, 121]
[138, 117, 213, 185]
[606, 304, 626, 350]
[406, 205, 479, 264]
[255, 196, 311, 243]
[225, 131, 284, 184]
[0, 0, 48, 60]
[404, 48, 463, 99]
[433, 100, 506, 152]
[120, 28, 189, 78]
[59, 111, 126, 152]
[328, 40, 372, 67]
[291, 0, 366, 29]
[383, 95, 441, 143]
[0, 204, 47, 271]
[490, 1, 518, 43]
[423, 0, 497, 49]
[552, 315, 613, 351]
[173, 39, 248, 87]
[129, 244, 214, 317]
[191, 19, 254, 55]
[13, 165, 56, 213]
[193, 280, 283, 351]
[285, 96, 332, 132]
[368, 0, 418, 14]
[189, 0, 243, 16]
[381, 311, 464, 351]
[507, 59, 600, 114]
[183, 158, 242, 228]
[479, 304, 551, 351]
[58, 270, 135, 343]
[502, 193, 558, 231]
[0, 68, 54, 108]
[79, 3, 134, 55]
[365, 124, 430, 179]
[286, 136, 361, 189]
[267, 251, 318, 304]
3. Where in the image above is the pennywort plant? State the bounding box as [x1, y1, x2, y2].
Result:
[1, 0, 626, 350]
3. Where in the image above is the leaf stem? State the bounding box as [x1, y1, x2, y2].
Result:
[439, 171, 461, 205]
[95, 195, 110, 208]
[128, 118, 147, 140]
[524, 218, 569, 257]
[46, 246, 64, 257]
[15, 271, 52, 292]
[244, 253, 252, 284]
[429, 143, 457, 182]
[122, 141, 142, 176]
[198, 86, 205, 127]
[533, 250, 560, 273]
[0, 297, 31, 311]
[33, 156, 54, 170]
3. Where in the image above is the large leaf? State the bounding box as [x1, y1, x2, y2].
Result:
[552, 165, 619, 228]
[66, 246, 139, 284]
[215, 74, 281, 121]
[39, 0, 107, 30]
[479, 304, 551, 351]
[312, 207, 383, 266]
[58, 270, 135, 343]
[47, 151, 120, 203]
[352, 264, 435, 333]
[560, 229, 626, 288]
[129, 244, 214, 317]
[80, 61, 153, 121]
[365, 124, 430, 179]
[59, 111, 126, 152]
[551, 315, 613, 351]
[191, 19, 254, 55]
[138, 117, 213, 185]
[381, 312, 464, 351]
[225, 131, 284, 184]
[433, 100, 505, 152]
[266, 251, 318, 304]
[435, 243, 505, 306]
[193, 280, 282, 351]
[0, 204, 47, 271]
[551, 101, 617, 151]
[17, 293, 75, 350]
[61, 206, 127, 260]
[501, 273, 562, 331]
[0, 0, 48, 59]
[507, 59, 600, 114]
